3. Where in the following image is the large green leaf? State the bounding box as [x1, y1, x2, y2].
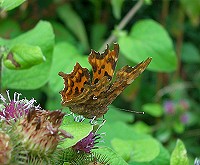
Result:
[170, 139, 189, 165]
[49, 42, 90, 94]
[119, 19, 177, 72]
[111, 138, 159, 162]
[0, 0, 25, 11]
[2, 21, 54, 89]
[57, 4, 89, 51]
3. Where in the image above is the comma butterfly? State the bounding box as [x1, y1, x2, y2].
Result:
[59, 43, 152, 119]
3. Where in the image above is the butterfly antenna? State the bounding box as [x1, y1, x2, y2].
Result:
[116, 108, 144, 114]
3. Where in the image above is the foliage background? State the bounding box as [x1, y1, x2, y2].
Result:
[0, 0, 200, 164]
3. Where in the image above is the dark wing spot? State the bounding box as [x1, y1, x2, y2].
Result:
[94, 78, 99, 84]
[84, 81, 88, 85]
[68, 89, 72, 95]
[98, 69, 101, 74]
[125, 66, 134, 73]
[70, 80, 74, 87]
[92, 65, 97, 73]
[81, 88, 84, 92]
[101, 65, 105, 69]
[104, 71, 112, 80]
[76, 75, 81, 82]
[75, 87, 79, 95]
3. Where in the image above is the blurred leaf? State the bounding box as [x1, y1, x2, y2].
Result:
[132, 121, 152, 134]
[0, 20, 21, 38]
[0, 0, 25, 11]
[60, 117, 93, 148]
[111, 0, 124, 19]
[91, 23, 107, 50]
[170, 139, 189, 165]
[94, 147, 128, 165]
[49, 42, 90, 94]
[173, 121, 185, 134]
[2, 20, 54, 89]
[99, 121, 153, 148]
[180, 0, 200, 26]
[119, 19, 177, 72]
[111, 138, 159, 162]
[142, 103, 164, 117]
[3, 44, 45, 69]
[181, 42, 200, 63]
[57, 4, 89, 51]
[51, 21, 76, 44]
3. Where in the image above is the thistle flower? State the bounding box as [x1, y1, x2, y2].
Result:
[0, 91, 73, 162]
[164, 100, 175, 114]
[0, 91, 37, 121]
[0, 131, 12, 164]
[73, 132, 97, 153]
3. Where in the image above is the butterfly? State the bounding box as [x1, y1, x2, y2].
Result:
[59, 43, 152, 119]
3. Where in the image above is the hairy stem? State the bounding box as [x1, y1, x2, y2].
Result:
[99, 0, 144, 52]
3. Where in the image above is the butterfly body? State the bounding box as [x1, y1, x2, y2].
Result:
[59, 43, 152, 119]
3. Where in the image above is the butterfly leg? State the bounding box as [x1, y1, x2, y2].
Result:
[90, 116, 98, 125]
[74, 115, 85, 122]
[95, 118, 106, 134]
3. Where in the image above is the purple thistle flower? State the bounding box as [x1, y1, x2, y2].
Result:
[164, 101, 175, 114]
[0, 90, 38, 121]
[73, 132, 101, 153]
[180, 114, 189, 124]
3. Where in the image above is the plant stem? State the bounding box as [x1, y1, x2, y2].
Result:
[99, 0, 144, 52]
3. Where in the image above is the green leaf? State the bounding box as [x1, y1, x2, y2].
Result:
[0, 0, 26, 11]
[111, 138, 160, 162]
[180, 0, 200, 26]
[111, 0, 124, 19]
[59, 117, 93, 148]
[57, 4, 89, 51]
[181, 42, 200, 63]
[3, 44, 45, 69]
[170, 139, 189, 165]
[132, 121, 152, 134]
[2, 20, 54, 90]
[142, 103, 164, 117]
[49, 42, 90, 94]
[93, 147, 128, 165]
[119, 19, 177, 72]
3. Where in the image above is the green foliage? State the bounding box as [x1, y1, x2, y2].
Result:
[170, 139, 189, 165]
[1, 21, 54, 89]
[0, 0, 25, 11]
[119, 19, 177, 72]
[0, 0, 199, 164]
[142, 103, 164, 117]
[111, 0, 124, 19]
[57, 4, 89, 51]
[59, 117, 93, 148]
[3, 44, 45, 70]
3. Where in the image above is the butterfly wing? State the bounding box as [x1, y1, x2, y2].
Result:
[105, 58, 152, 105]
[88, 43, 119, 84]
